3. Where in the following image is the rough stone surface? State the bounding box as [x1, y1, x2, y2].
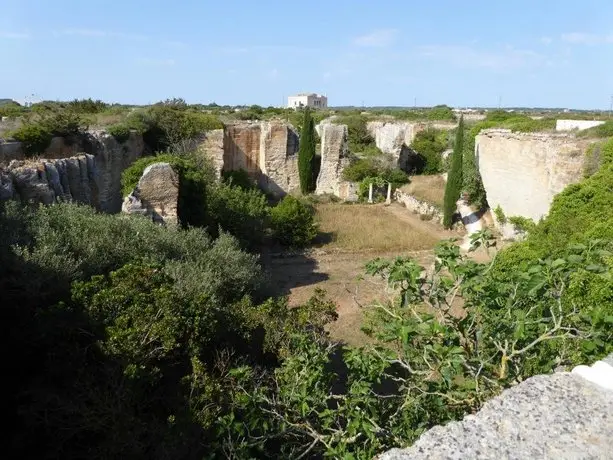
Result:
[0, 130, 144, 212]
[214, 121, 308, 197]
[476, 129, 591, 222]
[197, 129, 225, 178]
[380, 369, 613, 460]
[0, 141, 23, 163]
[122, 162, 178, 225]
[316, 124, 349, 195]
[338, 181, 359, 202]
[258, 121, 300, 196]
[395, 189, 443, 223]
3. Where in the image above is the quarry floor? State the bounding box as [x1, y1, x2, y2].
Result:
[263, 203, 464, 345]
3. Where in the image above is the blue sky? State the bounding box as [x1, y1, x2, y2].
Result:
[1, 0, 612, 109]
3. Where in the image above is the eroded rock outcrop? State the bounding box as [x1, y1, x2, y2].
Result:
[476, 129, 592, 222]
[122, 162, 178, 225]
[0, 130, 145, 212]
[380, 355, 613, 460]
[316, 124, 349, 195]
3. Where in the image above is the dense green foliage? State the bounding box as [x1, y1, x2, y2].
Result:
[221, 168, 256, 189]
[461, 124, 489, 209]
[298, 108, 317, 193]
[333, 114, 379, 154]
[493, 205, 507, 224]
[408, 128, 446, 174]
[270, 195, 318, 248]
[342, 157, 409, 199]
[127, 103, 223, 152]
[578, 120, 613, 139]
[443, 116, 464, 227]
[106, 122, 133, 143]
[8, 110, 89, 156]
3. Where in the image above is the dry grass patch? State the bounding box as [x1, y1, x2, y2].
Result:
[401, 175, 446, 207]
[314, 203, 439, 252]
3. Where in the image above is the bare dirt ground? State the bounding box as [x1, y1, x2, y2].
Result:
[262, 203, 462, 345]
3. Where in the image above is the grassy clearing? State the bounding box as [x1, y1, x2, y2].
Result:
[313, 203, 439, 252]
[401, 175, 446, 207]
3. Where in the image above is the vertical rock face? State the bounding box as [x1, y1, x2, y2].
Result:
[366, 121, 417, 159]
[259, 121, 300, 195]
[0, 130, 145, 212]
[476, 129, 591, 221]
[197, 129, 225, 178]
[316, 124, 349, 195]
[217, 121, 301, 197]
[122, 162, 179, 225]
[223, 123, 262, 176]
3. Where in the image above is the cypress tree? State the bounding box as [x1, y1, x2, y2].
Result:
[298, 108, 316, 194]
[443, 115, 464, 228]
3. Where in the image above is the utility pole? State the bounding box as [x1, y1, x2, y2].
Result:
[498, 95, 502, 109]
[609, 94, 613, 118]
[414, 97, 417, 108]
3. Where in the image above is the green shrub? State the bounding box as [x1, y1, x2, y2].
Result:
[508, 216, 536, 233]
[207, 182, 270, 249]
[107, 123, 132, 143]
[493, 205, 507, 224]
[342, 158, 380, 182]
[270, 196, 318, 248]
[9, 123, 53, 156]
[358, 176, 386, 201]
[334, 114, 375, 153]
[128, 106, 224, 152]
[408, 128, 446, 174]
[427, 104, 456, 121]
[578, 120, 613, 139]
[380, 167, 410, 186]
[221, 169, 255, 189]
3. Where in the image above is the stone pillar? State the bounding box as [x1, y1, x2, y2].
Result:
[385, 182, 392, 204]
[368, 183, 374, 203]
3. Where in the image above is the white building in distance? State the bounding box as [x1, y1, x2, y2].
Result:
[287, 93, 328, 109]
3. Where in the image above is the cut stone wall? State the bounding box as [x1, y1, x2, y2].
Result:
[316, 124, 349, 195]
[122, 162, 178, 225]
[0, 130, 145, 212]
[476, 129, 592, 222]
[394, 189, 443, 223]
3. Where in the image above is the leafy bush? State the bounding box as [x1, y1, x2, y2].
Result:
[221, 168, 256, 189]
[66, 98, 109, 114]
[342, 158, 381, 182]
[128, 105, 224, 152]
[380, 167, 410, 186]
[207, 182, 270, 249]
[578, 120, 613, 139]
[9, 123, 53, 156]
[408, 128, 446, 174]
[583, 139, 613, 177]
[106, 123, 133, 143]
[508, 215, 536, 233]
[270, 195, 318, 248]
[358, 176, 387, 201]
[427, 104, 456, 121]
[334, 114, 376, 153]
[493, 205, 507, 224]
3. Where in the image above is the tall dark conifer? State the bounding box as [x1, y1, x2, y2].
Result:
[298, 108, 316, 193]
[443, 115, 464, 228]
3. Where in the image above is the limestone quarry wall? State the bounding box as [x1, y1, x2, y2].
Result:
[476, 129, 591, 222]
[316, 124, 350, 195]
[0, 131, 145, 212]
[202, 120, 347, 197]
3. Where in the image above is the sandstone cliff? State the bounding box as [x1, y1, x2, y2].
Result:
[476, 129, 592, 222]
[0, 131, 144, 212]
[316, 124, 350, 195]
[122, 162, 179, 225]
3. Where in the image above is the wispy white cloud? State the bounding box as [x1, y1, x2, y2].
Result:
[213, 44, 320, 55]
[267, 68, 279, 80]
[540, 36, 553, 45]
[0, 31, 30, 39]
[416, 44, 544, 71]
[561, 32, 613, 45]
[353, 29, 398, 47]
[136, 58, 176, 66]
[55, 28, 148, 41]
